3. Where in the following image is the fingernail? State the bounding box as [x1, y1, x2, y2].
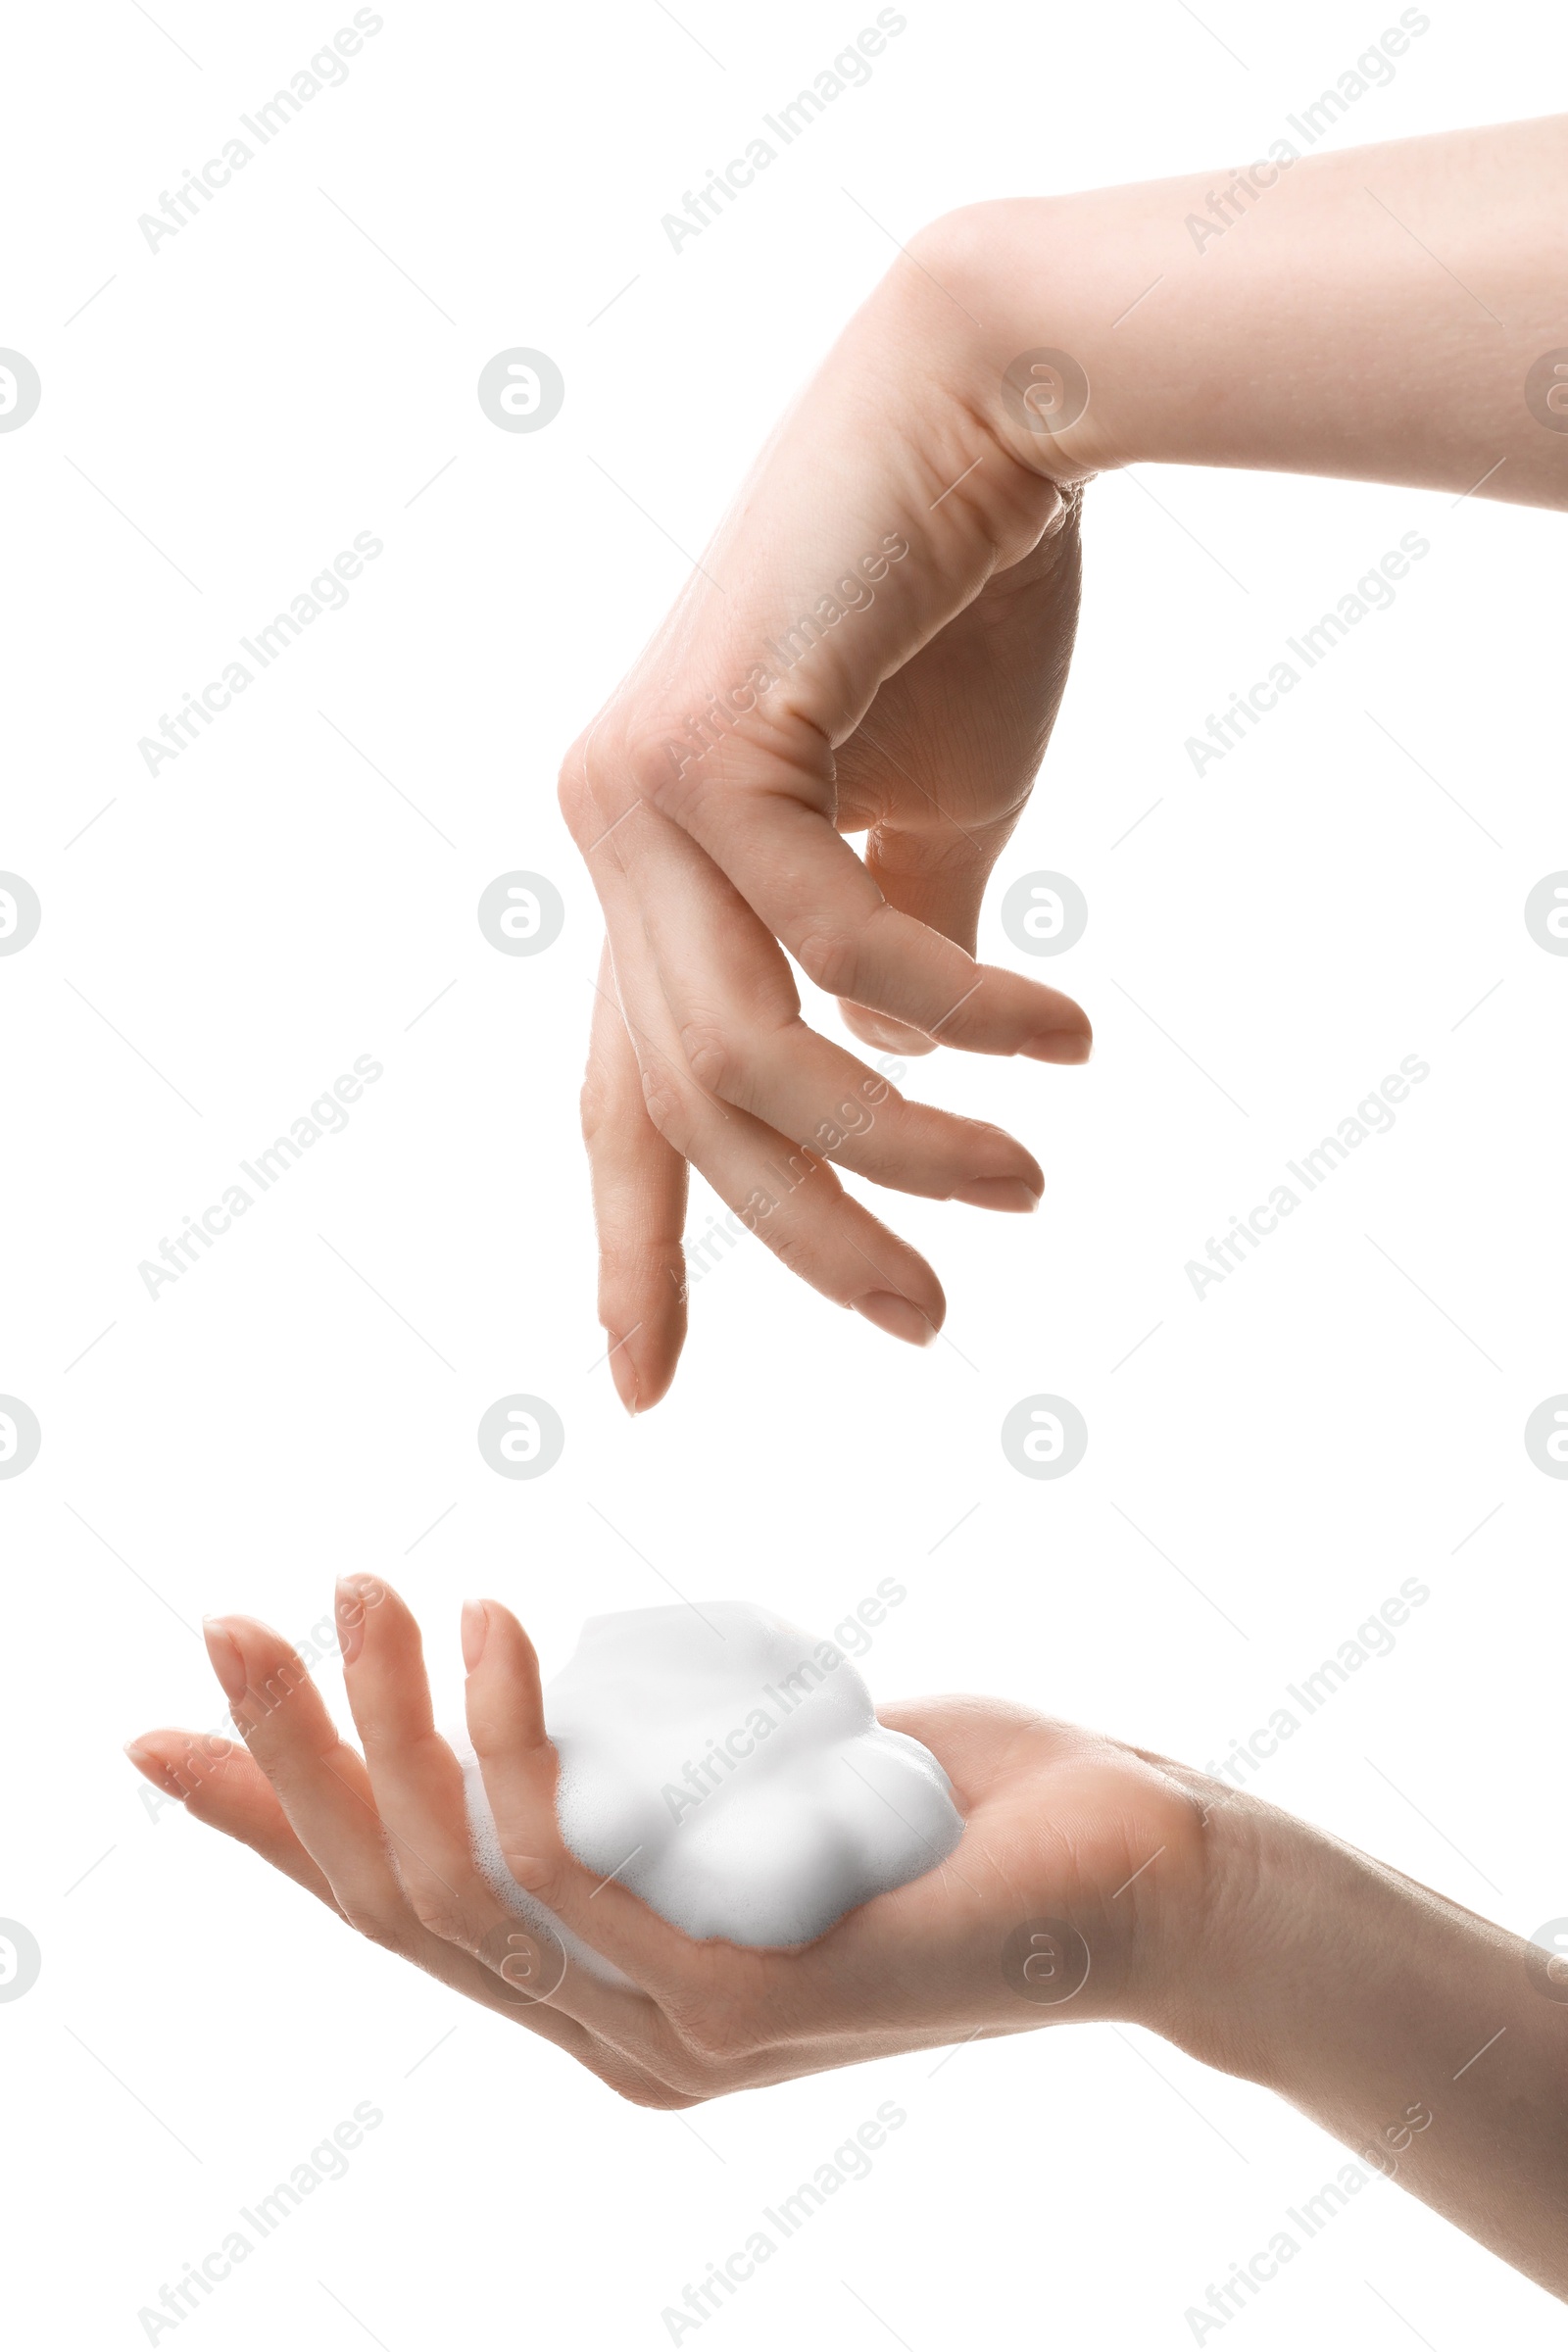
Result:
[202, 1617, 248, 1704]
[334, 1576, 377, 1667]
[123, 1739, 181, 1793]
[1020, 1027, 1092, 1065]
[853, 1291, 937, 1347]
[461, 1598, 490, 1674]
[952, 1176, 1041, 1213]
[606, 1334, 640, 1417]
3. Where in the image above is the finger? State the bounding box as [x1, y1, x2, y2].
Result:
[646, 1080, 948, 1345]
[599, 846, 947, 1343]
[644, 740, 1091, 1062]
[689, 1013, 1043, 1212]
[831, 516, 1087, 1054]
[200, 1605, 419, 1946]
[835, 728, 1028, 1066]
[584, 941, 688, 1416]
[339, 1575, 679, 2062]
[125, 1729, 344, 1911]
[335, 1569, 668, 2067]
[335, 1574, 516, 1950]
[195, 1607, 625, 2063]
[465, 1599, 754, 2011]
[839, 812, 1021, 1057]
[459, 1596, 754, 2080]
[626, 813, 1043, 1213]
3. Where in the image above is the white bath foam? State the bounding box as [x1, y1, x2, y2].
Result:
[461, 1600, 963, 1961]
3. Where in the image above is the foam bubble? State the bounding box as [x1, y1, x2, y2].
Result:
[462, 1600, 963, 1955]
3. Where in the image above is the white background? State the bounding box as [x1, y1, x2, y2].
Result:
[2, 0, 1565, 2344]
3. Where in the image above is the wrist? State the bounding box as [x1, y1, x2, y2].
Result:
[1142, 1775, 1332, 2082]
[1148, 1769, 1531, 2109]
[903, 194, 1144, 484]
[1148, 1774, 1568, 2296]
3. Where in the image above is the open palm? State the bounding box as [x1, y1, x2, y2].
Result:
[126, 1577, 1205, 2105]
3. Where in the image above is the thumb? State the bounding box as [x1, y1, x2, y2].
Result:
[828, 509, 1088, 1056]
[839, 811, 1021, 1055]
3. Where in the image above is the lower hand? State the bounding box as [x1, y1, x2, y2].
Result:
[125, 1575, 1203, 2104]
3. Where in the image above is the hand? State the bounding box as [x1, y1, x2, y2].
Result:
[124, 1576, 1204, 2105]
[560, 232, 1095, 1412]
[122, 1573, 1568, 2293]
[563, 108, 1568, 1413]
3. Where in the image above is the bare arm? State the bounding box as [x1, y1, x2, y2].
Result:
[1148, 1772, 1568, 2297]
[957, 112, 1568, 503]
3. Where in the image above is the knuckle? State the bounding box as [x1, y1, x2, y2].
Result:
[559, 708, 676, 846]
[638, 1064, 695, 1151]
[607, 2071, 707, 2111]
[338, 1896, 411, 1957]
[597, 1234, 684, 1293]
[404, 1886, 470, 1945]
[556, 725, 608, 841]
[676, 1018, 736, 1100]
[344, 1698, 401, 1756]
[762, 1222, 816, 1282]
[579, 1062, 615, 1150]
[668, 1999, 759, 2070]
[792, 924, 858, 999]
[621, 714, 695, 816]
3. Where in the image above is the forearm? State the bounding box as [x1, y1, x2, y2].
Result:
[1155, 1784, 1568, 2295]
[934, 115, 1568, 508]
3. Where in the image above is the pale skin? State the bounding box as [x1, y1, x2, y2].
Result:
[129, 118, 1568, 2304]
[126, 1576, 1568, 2298]
[559, 114, 1568, 1408]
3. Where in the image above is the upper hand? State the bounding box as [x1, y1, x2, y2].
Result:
[559, 224, 1094, 1409]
